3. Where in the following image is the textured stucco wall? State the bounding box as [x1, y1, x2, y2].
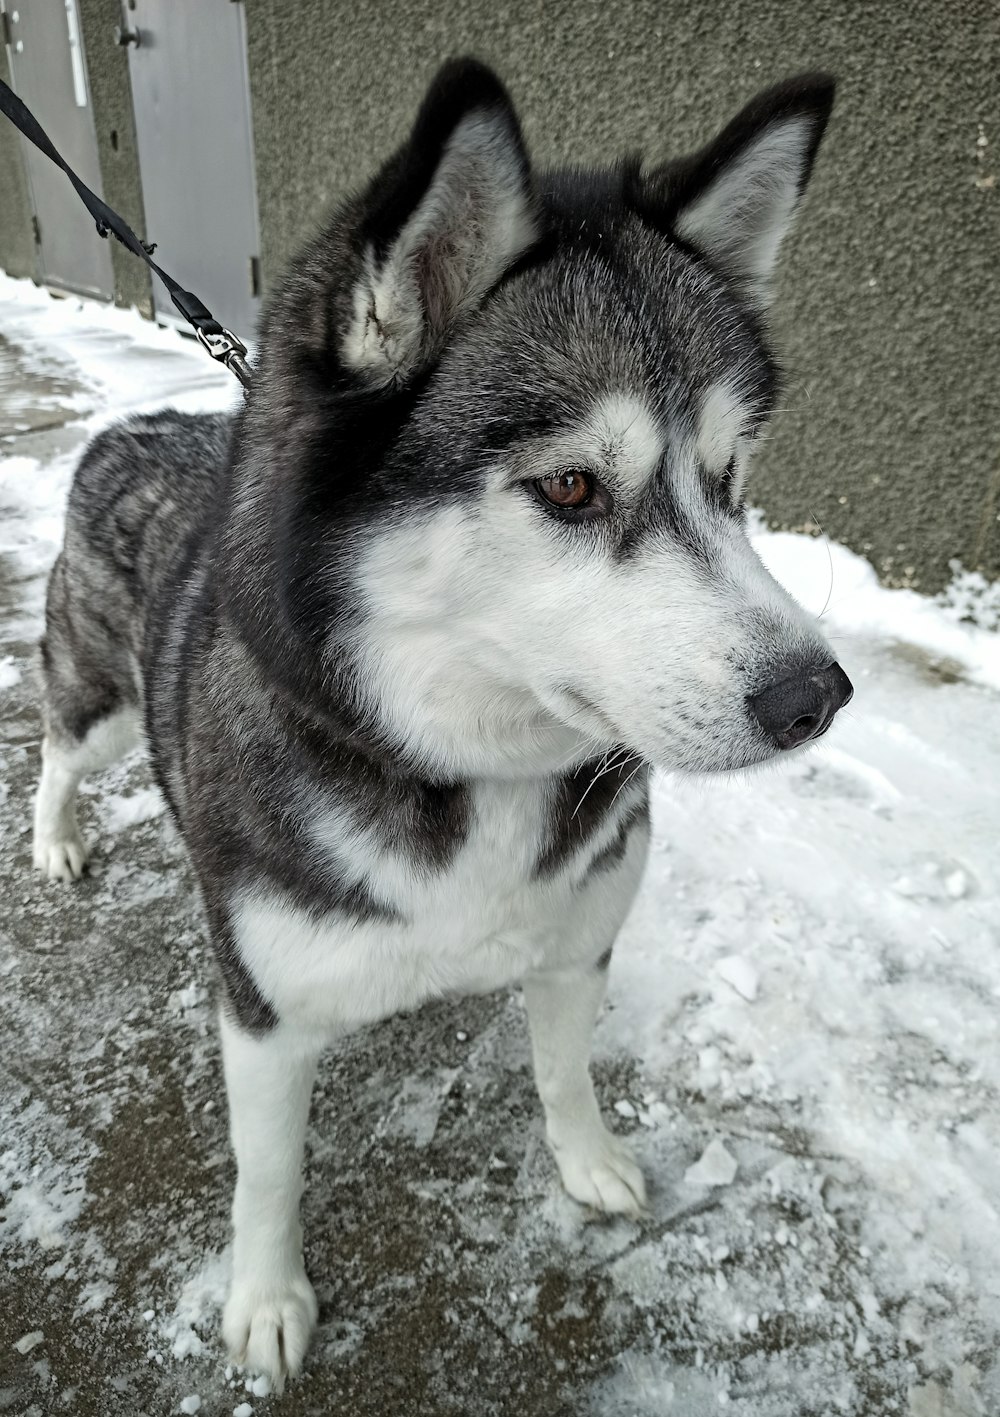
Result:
[1, 2, 995, 588]
[0, 40, 38, 281]
[244, 0, 999, 591]
[76, 0, 151, 315]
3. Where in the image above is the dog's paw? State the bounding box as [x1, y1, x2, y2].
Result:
[32, 832, 89, 882]
[551, 1127, 648, 1219]
[222, 1270, 318, 1393]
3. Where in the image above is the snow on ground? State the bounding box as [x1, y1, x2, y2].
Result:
[1, 276, 999, 1416]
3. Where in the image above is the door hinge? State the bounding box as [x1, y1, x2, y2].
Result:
[1, 11, 12, 48]
[249, 255, 261, 298]
[31, 214, 42, 246]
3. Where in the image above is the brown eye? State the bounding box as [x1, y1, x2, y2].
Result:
[535, 470, 594, 509]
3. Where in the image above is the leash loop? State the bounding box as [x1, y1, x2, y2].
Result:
[196, 327, 253, 390]
[0, 75, 252, 389]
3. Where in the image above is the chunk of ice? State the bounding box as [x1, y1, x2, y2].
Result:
[684, 1138, 738, 1188]
[715, 955, 759, 1002]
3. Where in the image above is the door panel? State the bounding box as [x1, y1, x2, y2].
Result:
[5, 0, 113, 299]
[126, 0, 261, 337]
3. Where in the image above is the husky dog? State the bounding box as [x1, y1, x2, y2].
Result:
[33, 59, 851, 1385]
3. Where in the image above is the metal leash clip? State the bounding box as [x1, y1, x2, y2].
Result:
[196, 326, 253, 390]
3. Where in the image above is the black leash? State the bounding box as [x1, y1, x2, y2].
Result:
[0, 76, 252, 389]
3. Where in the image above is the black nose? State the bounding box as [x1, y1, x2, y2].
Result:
[748, 662, 853, 750]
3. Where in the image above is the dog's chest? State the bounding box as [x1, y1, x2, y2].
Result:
[234, 775, 644, 1033]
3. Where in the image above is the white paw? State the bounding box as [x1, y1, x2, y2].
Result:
[32, 832, 89, 882]
[550, 1126, 648, 1218]
[222, 1269, 318, 1392]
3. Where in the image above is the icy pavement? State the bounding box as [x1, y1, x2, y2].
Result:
[2, 272, 999, 1417]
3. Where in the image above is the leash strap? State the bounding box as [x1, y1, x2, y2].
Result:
[0, 76, 252, 389]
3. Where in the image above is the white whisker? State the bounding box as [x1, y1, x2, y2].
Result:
[607, 758, 646, 813]
[572, 747, 633, 819]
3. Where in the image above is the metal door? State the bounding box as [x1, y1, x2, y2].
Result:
[125, 0, 261, 336]
[3, 0, 114, 299]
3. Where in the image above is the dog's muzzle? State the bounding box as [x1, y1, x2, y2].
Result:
[748, 662, 854, 751]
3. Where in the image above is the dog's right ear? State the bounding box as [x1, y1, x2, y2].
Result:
[341, 59, 538, 387]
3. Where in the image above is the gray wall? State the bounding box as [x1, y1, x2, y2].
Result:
[76, 0, 152, 315]
[1, 1, 996, 591]
[0, 41, 37, 281]
[244, 0, 999, 592]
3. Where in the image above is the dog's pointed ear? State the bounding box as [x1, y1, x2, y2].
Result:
[644, 75, 835, 304]
[342, 59, 538, 386]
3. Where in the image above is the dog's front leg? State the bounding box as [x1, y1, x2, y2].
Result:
[219, 1009, 320, 1389]
[523, 965, 647, 1218]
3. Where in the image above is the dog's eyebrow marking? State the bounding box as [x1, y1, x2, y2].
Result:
[696, 378, 751, 473]
[580, 392, 663, 488]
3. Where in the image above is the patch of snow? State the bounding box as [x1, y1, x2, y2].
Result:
[683, 1138, 739, 1188]
[753, 524, 1000, 690]
[154, 1251, 230, 1361]
[0, 655, 21, 690]
[0, 1133, 88, 1250]
[101, 787, 165, 831]
[168, 981, 208, 1014]
[935, 559, 1000, 632]
[0, 271, 239, 424]
[76, 1279, 114, 1314]
[714, 955, 759, 1002]
[15, 1331, 44, 1355]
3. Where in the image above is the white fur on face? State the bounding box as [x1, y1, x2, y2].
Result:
[696, 377, 758, 503]
[349, 390, 830, 778]
[696, 379, 747, 473]
[674, 115, 813, 302]
[342, 111, 538, 386]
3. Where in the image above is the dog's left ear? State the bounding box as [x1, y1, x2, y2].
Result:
[343, 59, 538, 386]
[643, 75, 835, 304]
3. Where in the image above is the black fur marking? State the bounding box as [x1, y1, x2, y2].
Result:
[585, 798, 651, 880]
[535, 753, 650, 879]
[207, 905, 278, 1037]
[276, 698, 471, 875]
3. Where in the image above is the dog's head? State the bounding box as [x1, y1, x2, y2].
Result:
[244, 59, 851, 777]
